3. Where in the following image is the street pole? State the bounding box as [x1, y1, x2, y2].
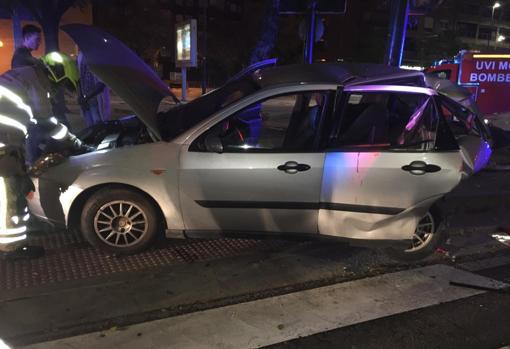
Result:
[384, 0, 409, 67]
[489, 3, 502, 50]
[181, 67, 187, 102]
[303, 0, 317, 64]
[201, 3, 208, 95]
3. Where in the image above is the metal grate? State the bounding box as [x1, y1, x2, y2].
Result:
[0, 231, 299, 291]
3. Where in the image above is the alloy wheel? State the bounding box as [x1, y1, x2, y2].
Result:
[93, 200, 148, 248]
[405, 212, 435, 253]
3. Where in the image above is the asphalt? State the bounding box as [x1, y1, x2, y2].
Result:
[266, 270, 510, 349]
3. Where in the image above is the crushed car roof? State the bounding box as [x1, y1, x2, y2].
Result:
[254, 63, 426, 88]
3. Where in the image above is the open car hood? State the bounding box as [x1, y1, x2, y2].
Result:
[61, 24, 177, 140]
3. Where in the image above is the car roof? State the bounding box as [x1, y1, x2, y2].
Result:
[254, 63, 426, 88]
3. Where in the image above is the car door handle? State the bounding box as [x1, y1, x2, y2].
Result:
[277, 161, 311, 174]
[401, 161, 441, 175]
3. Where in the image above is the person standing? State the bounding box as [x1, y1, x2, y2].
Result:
[77, 52, 110, 127]
[0, 52, 92, 259]
[11, 24, 42, 69]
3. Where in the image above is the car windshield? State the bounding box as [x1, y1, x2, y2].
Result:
[157, 74, 262, 141]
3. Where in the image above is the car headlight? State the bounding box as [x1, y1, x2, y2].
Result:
[28, 153, 66, 178]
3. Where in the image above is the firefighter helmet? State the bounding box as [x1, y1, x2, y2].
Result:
[41, 52, 80, 91]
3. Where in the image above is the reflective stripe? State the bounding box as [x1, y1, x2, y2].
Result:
[0, 234, 26, 244]
[0, 114, 28, 134]
[51, 123, 68, 140]
[22, 213, 30, 222]
[0, 85, 34, 119]
[49, 116, 58, 125]
[0, 225, 27, 236]
[11, 216, 19, 225]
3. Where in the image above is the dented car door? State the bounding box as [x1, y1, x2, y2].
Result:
[318, 86, 466, 242]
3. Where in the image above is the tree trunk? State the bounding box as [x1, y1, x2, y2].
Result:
[249, 0, 280, 65]
[11, 8, 23, 48]
[42, 18, 61, 52]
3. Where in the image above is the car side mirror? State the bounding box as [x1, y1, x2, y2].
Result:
[204, 134, 224, 153]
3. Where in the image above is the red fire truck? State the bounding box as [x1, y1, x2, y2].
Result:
[427, 51, 510, 116]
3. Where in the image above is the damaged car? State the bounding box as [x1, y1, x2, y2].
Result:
[28, 24, 492, 260]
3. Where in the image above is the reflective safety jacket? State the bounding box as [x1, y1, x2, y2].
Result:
[0, 65, 84, 151]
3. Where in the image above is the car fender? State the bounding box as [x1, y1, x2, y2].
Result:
[41, 164, 183, 231]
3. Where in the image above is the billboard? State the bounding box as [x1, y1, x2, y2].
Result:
[176, 19, 197, 68]
[279, 0, 347, 14]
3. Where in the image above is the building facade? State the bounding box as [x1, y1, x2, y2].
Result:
[405, 0, 510, 66]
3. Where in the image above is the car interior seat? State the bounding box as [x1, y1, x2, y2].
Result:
[341, 103, 390, 145]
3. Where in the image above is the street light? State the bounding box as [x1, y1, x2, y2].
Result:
[489, 2, 503, 49]
[497, 34, 506, 42]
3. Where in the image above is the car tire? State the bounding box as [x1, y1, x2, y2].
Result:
[81, 187, 160, 254]
[385, 209, 445, 262]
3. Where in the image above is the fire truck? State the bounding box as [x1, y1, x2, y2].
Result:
[427, 51, 510, 116]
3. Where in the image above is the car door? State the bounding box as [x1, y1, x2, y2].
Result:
[318, 85, 465, 241]
[179, 89, 334, 234]
[437, 95, 492, 173]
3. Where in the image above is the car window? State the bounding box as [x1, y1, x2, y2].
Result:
[438, 96, 485, 138]
[191, 92, 330, 153]
[329, 92, 438, 151]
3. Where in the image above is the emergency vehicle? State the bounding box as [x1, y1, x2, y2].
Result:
[427, 51, 510, 116]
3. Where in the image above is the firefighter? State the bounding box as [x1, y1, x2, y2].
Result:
[0, 52, 92, 259]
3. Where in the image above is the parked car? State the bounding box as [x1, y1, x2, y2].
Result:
[28, 24, 492, 261]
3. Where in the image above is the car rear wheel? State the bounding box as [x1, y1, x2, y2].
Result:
[386, 210, 445, 262]
[81, 188, 159, 254]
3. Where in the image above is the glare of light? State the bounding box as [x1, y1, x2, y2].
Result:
[492, 233, 510, 242]
[0, 143, 5, 148]
[484, 119, 490, 124]
[400, 65, 425, 71]
[11, 216, 19, 225]
[0, 41, 4, 48]
[49, 116, 58, 125]
[97, 142, 110, 150]
[0, 177, 6, 233]
[473, 54, 510, 58]
[241, 144, 252, 149]
[51, 124, 69, 140]
[494, 2, 501, 9]
[345, 85, 437, 96]
[103, 38, 108, 43]
[49, 51, 63, 63]
[0, 338, 11, 349]
[320, 58, 326, 62]
[497, 35, 506, 42]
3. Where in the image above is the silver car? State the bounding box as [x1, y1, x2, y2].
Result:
[29, 25, 492, 260]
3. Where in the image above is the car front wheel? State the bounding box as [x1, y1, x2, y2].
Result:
[81, 188, 160, 254]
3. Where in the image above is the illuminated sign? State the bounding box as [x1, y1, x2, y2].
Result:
[460, 53, 510, 84]
[176, 19, 197, 68]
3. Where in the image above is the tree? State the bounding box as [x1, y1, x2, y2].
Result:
[249, 0, 281, 64]
[0, 0, 88, 52]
